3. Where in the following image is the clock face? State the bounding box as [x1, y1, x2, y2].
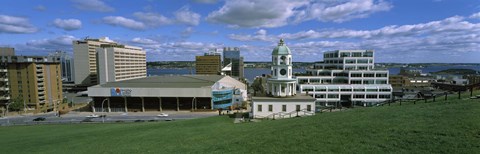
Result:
[280, 69, 287, 76]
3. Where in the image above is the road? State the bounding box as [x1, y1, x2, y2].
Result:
[0, 111, 218, 126]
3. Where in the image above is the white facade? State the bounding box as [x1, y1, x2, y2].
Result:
[297, 50, 392, 107]
[252, 101, 315, 119]
[97, 45, 146, 84]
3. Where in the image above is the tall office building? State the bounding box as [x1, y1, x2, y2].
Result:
[73, 37, 117, 86]
[0, 47, 15, 56]
[196, 51, 222, 75]
[223, 47, 244, 78]
[97, 44, 146, 84]
[0, 48, 14, 106]
[0, 54, 62, 112]
[297, 50, 392, 107]
[49, 51, 75, 82]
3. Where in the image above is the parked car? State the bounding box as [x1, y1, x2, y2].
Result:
[157, 113, 169, 117]
[33, 117, 46, 121]
[86, 114, 100, 118]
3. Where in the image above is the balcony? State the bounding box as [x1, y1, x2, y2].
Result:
[38, 82, 44, 86]
[37, 74, 44, 77]
[0, 77, 8, 82]
[0, 87, 9, 91]
[0, 69, 7, 72]
[39, 96, 45, 100]
[0, 95, 10, 100]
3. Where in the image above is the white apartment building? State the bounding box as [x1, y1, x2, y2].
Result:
[97, 44, 146, 84]
[73, 37, 118, 86]
[297, 50, 392, 108]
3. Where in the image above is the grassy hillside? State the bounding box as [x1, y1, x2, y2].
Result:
[1, 93, 480, 153]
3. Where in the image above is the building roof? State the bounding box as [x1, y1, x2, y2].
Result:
[272, 39, 291, 55]
[93, 75, 226, 88]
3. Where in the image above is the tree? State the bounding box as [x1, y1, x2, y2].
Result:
[8, 96, 24, 111]
[251, 77, 264, 96]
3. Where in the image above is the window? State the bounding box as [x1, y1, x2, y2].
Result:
[363, 80, 375, 84]
[364, 73, 375, 77]
[257, 105, 262, 112]
[345, 59, 355, 64]
[376, 73, 388, 77]
[296, 105, 301, 111]
[364, 52, 373, 57]
[341, 88, 352, 92]
[354, 88, 365, 92]
[328, 88, 338, 92]
[358, 59, 368, 64]
[268, 105, 273, 112]
[328, 94, 339, 98]
[282, 105, 286, 112]
[307, 105, 312, 111]
[376, 80, 387, 84]
[379, 95, 391, 99]
[351, 73, 362, 77]
[315, 94, 326, 98]
[352, 52, 362, 57]
[366, 95, 377, 99]
[351, 80, 362, 84]
[353, 95, 365, 98]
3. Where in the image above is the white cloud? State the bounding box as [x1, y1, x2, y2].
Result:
[25, 35, 78, 51]
[181, 27, 195, 37]
[35, 5, 47, 11]
[229, 29, 276, 42]
[206, 0, 309, 28]
[104, 7, 201, 30]
[193, 0, 218, 4]
[131, 37, 159, 45]
[71, 0, 114, 12]
[102, 16, 146, 30]
[128, 38, 224, 61]
[227, 14, 480, 62]
[174, 7, 201, 26]
[206, 0, 391, 28]
[133, 12, 172, 27]
[470, 12, 480, 19]
[53, 18, 82, 31]
[295, 0, 392, 23]
[0, 14, 38, 34]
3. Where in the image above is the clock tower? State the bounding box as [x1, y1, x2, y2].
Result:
[267, 39, 296, 97]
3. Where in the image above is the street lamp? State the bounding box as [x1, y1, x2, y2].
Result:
[5, 103, 11, 125]
[101, 98, 109, 123]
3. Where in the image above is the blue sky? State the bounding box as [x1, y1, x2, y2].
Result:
[0, 0, 479, 62]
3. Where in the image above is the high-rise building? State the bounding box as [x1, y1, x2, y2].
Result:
[49, 51, 75, 82]
[223, 47, 244, 78]
[0, 47, 15, 56]
[297, 50, 392, 107]
[97, 44, 146, 84]
[0, 54, 62, 112]
[196, 51, 222, 75]
[73, 37, 117, 86]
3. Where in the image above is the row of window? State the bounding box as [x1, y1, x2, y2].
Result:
[313, 94, 391, 99]
[257, 104, 312, 112]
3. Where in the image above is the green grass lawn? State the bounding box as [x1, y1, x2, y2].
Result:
[1, 92, 480, 153]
